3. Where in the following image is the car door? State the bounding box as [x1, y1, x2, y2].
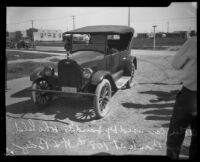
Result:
[104, 51, 120, 74]
[105, 35, 121, 73]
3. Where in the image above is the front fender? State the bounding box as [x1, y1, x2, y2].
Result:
[30, 66, 45, 82]
[91, 71, 117, 91]
[30, 67, 59, 88]
[91, 71, 110, 85]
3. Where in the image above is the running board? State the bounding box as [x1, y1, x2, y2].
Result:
[115, 76, 130, 89]
[112, 70, 124, 81]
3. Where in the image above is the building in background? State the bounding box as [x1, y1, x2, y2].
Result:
[137, 33, 149, 38]
[148, 32, 154, 38]
[172, 31, 188, 39]
[33, 29, 62, 41]
[21, 31, 27, 38]
[135, 31, 189, 39]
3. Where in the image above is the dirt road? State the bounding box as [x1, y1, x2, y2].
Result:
[6, 50, 191, 157]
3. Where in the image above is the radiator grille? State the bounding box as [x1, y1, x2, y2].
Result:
[58, 59, 82, 89]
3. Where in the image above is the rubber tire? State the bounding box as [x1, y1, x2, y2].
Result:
[31, 79, 53, 109]
[94, 79, 112, 119]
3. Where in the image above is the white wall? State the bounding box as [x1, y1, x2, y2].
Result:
[33, 29, 62, 41]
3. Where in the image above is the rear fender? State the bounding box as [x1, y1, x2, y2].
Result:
[132, 56, 137, 70]
[129, 56, 137, 70]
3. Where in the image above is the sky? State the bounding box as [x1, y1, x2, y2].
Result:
[6, 2, 197, 33]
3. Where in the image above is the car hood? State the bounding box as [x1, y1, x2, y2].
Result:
[70, 50, 104, 66]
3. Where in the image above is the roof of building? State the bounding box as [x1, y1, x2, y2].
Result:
[37, 29, 62, 33]
[63, 25, 134, 34]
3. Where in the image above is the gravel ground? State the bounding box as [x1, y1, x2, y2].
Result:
[6, 49, 191, 157]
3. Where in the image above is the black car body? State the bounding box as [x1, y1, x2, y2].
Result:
[30, 25, 137, 118]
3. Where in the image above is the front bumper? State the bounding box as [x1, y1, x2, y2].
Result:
[30, 89, 96, 97]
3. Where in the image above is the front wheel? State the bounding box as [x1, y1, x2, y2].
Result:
[31, 79, 53, 109]
[94, 79, 112, 119]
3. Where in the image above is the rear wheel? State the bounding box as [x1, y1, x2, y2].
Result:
[126, 63, 135, 89]
[31, 79, 53, 109]
[94, 79, 112, 119]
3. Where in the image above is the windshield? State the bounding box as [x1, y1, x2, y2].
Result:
[71, 34, 106, 53]
[63, 33, 133, 54]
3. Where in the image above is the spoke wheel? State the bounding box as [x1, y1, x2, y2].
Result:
[31, 79, 53, 109]
[94, 79, 111, 119]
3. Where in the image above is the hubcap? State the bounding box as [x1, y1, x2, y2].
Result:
[35, 80, 51, 104]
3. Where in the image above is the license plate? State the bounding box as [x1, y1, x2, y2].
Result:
[61, 87, 77, 93]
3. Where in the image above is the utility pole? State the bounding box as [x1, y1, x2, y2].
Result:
[31, 20, 34, 29]
[31, 20, 35, 49]
[31, 20, 34, 39]
[128, 7, 130, 27]
[152, 25, 157, 50]
[167, 21, 169, 33]
[72, 16, 75, 30]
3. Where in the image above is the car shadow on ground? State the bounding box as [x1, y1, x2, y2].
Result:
[139, 90, 179, 102]
[7, 87, 98, 123]
[122, 102, 173, 124]
[6, 98, 97, 123]
[122, 102, 174, 109]
[138, 82, 181, 86]
[10, 87, 31, 98]
[122, 89, 180, 128]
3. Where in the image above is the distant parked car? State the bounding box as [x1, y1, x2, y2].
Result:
[30, 25, 137, 118]
[17, 38, 33, 49]
[6, 38, 16, 49]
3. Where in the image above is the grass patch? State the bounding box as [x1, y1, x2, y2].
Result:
[37, 50, 66, 54]
[35, 41, 64, 47]
[7, 61, 57, 80]
[6, 51, 58, 61]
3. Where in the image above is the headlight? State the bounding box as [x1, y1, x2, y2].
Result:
[83, 68, 93, 79]
[44, 66, 54, 77]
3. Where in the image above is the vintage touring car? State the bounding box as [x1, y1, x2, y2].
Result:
[30, 25, 137, 118]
